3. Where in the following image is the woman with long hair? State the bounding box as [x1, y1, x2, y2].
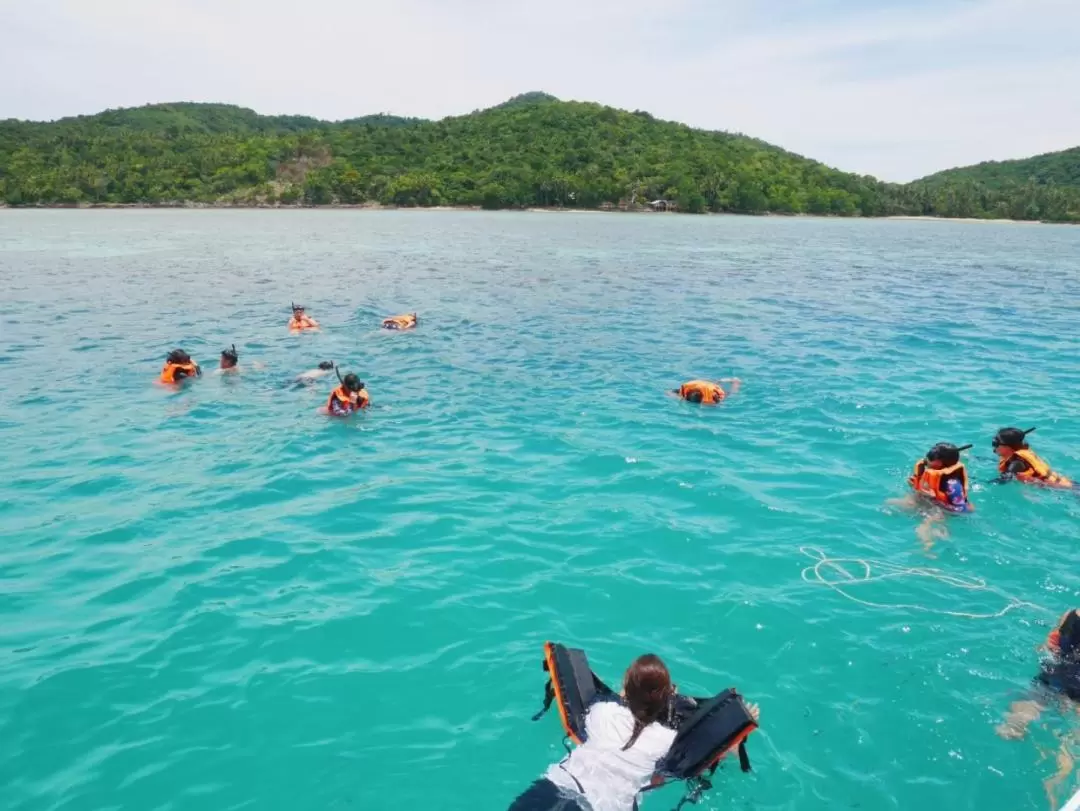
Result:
[508, 654, 676, 811]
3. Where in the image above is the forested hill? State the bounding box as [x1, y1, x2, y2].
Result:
[916, 147, 1080, 190]
[1, 96, 1078, 222]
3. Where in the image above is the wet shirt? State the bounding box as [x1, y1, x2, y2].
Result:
[544, 701, 676, 811]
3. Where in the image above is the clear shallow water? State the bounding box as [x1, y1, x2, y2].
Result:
[1, 210, 1079, 811]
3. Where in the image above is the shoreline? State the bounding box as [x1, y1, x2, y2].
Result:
[0, 201, 1068, 225]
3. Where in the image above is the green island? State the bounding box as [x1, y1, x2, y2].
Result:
[1, 92, 1078, 222]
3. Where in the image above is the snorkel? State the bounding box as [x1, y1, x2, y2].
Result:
[926, 443, 972, 466]
[992, 427, 1036, 453]
[220, 344, 239, 369]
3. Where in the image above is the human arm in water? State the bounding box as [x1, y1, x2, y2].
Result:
[992, 456, 1031, 484]
[719, 377, 742, 396]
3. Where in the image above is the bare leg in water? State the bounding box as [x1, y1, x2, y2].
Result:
[885, 494, 948, 555]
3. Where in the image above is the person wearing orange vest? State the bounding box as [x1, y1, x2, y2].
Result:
[672, 378, 741, 405]
[908, 442, 973, 513]
[992, 427, 1074, 488]
[998, 609, 1080, 737]
[159, 349, 201, 384]
[382, 312, 418, 330]
[289, 303, 320, 332]
[326, 372, 370, 416]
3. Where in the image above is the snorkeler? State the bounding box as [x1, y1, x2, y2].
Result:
[325, 371, 370, 416]
[294, 361, 336, 386]
[993, 427, 1074, 488]
[289, 303, 320, 332]
[159, 349, 201, 384]
[997, 610, 1080, 805]
[671, 378, 741, 405]
[219, 344, 239, 372]
[909, 442, 973, 512]
[382, 312, 418, 330]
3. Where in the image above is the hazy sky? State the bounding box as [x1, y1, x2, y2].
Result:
[2, 0, 1077, 181]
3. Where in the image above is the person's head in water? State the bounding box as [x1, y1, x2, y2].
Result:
[993, 427, 1033, 458]
[318, 361, 334, 371]
[621, 654, 673, 751]
[1051, 609, 1080, 662]
[925, 443, 962, 470]
[220, 345, 239, 370]
[167, 349, 192, 365]
[685, 390, 704, 404]
[341, 373, 363, 393]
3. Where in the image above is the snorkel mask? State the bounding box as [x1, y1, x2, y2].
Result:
[925, 443, 972, 465]
[992, 427, 1035, 451]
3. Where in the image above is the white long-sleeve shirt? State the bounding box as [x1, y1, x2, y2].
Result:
[544, 701, 676, 811]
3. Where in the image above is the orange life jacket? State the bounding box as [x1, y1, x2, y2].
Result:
[999, 448, 1072, 488]
[160, 361, 199, 384]
[289, 315, 317, 332]
[909, 460, 968, 505]
[679, 380, 725, 405]
[326, 386, 370, 414]
[382, 313, 417, 330]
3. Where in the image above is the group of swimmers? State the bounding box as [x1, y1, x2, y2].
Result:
[157, 304, 417, 415]
[155, 304, 1078, 810]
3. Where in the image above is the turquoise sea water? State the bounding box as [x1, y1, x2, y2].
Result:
[2, 210, 1080, 811]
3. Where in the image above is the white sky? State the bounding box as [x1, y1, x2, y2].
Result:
[1, 0, 1077, 181]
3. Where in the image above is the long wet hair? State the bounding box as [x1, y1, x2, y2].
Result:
[621, 654, 673, 751]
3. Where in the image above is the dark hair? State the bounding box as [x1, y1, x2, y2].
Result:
[318, 361, 335, 371]
[994, 427, 1030, 451]
[621, 654, 673, 751]
[1059, 610, 1080, 660]
[167, 349, 191, 364]
[221, 344, 239, 364]
[685, 390, 703, 404]
[926, 443, 960, 466]
[342, 373, 362, 391]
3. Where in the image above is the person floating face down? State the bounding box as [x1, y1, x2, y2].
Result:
[219, 344, 239, 372]
[160, 349, 201, 384]
[908, 442, 973, 513]
[998, 609, 1080, 741]
[326, 372, 370, 416]
[294, 360, 336, 387]
[382, 312, 418, 331]
[993, 427, 1074, 488]
[508, 654, 678, 811]
[289, 303, 320, 332]
[673, 378, 742, 405]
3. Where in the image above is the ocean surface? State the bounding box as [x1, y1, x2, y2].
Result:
[2, 210, 1079, 811]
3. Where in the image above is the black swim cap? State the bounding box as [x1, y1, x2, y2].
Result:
[167, 349, 191, 364]
[318, 361, 334, 371]
[993, 427, 1033, 450]
[926, 443, 961, 466]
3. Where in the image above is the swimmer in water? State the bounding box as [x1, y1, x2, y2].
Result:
[992, 427, 1074, 488]
[508, 653, 760, 811]
[382, 312, 418, 330]
[997, 609, 1080, 807]
[219, 344, 239, 372]
[670, 378, 741, 405]
[288, 303, 320, 332]
[159, 349, 201, 384]
[899, 442, 973, 552]
[295, 361, 335, 385]
[325, 372, 370, 416]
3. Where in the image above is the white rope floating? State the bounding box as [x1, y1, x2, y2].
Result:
[800, 546, 1047, 620]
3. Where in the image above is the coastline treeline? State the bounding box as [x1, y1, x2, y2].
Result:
[1, 95, 1078, 222]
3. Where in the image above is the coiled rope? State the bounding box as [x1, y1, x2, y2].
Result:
[800, 546, 1047, 620]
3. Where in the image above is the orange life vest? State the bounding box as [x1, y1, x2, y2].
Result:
[289, 315, 317, 332]
[160, 361, 199, 384]
[909, 460, 968, 505]
[679, 380, 725, 405]
[999, 448, 1072, 488]
[326, 386, 370, 414]
[382, 313, 417, 330]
